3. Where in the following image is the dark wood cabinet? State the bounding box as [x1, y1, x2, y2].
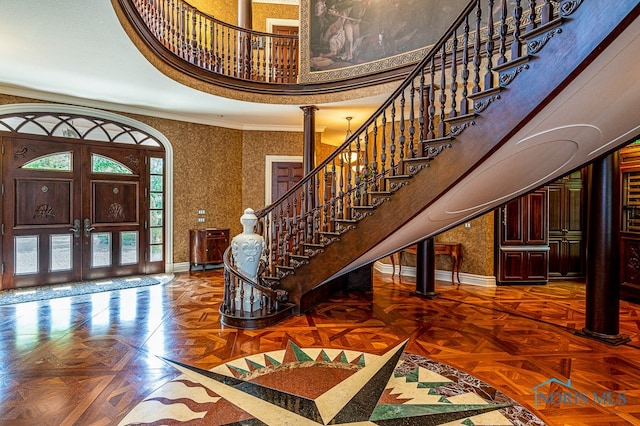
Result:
[495, 189, 549, 284]
[548, 170, 586, 279]
[189, 228, 230, 270]
[620, 145, 640, 302]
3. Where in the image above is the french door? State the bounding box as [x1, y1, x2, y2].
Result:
[2, 136, 161, 289]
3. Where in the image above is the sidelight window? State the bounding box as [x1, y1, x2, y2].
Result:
[149, 157, 164, 262]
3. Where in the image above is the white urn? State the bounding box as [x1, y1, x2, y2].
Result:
[231, 208, 264, 281]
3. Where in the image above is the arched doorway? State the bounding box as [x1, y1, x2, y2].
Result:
[0, 104, 173, 289]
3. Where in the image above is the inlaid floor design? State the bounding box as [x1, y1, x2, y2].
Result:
[121, 340, 544, 425]
[1, 270, 640, 425]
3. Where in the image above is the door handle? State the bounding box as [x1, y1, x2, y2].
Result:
[84, 218, 96, 237]
[69, 219, 81, 238]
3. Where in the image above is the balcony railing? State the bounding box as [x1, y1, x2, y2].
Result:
[130, 0, 299, 83]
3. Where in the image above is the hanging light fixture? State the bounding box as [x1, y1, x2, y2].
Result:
[341, 116, 358, 164]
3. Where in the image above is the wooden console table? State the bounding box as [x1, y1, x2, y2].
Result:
[189, 228, 230, 271]
[392, 242, 463, 285]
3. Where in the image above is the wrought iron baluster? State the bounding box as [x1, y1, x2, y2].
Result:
[449, 29, 458, 120]
[484, 0, 495, 90]
[498, 0, 508, 65]
[390, 102, 396, 175]
[438, 44, 447, 137]
[408, 81, 416, 158]
[473, 0, 482, 94]
[461, 14, 471, 115]
[511, 0, 523, 60]
[399, 92, 406, 165]
[527, 0, 537, 32]
[427, 56, 436, 139]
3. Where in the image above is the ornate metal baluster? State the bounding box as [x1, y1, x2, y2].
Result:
[354, 134, 362, 207]
[511, 0, 523, 60]
[438, 44, 447, 137]
[449, 29, 458, 120]
[330, 158, 336, 230]
[409, 80, 416, 158]
[322, 167, 329, 232]
[338, 151, 344, 220]
[419, 69, 426, 141]
[363, 130, 370, 197]
[346, 139, 353, 216]
[461, 14, 471, 115]
[527, 0, 537, 32]
[380, 111, 387, 178]
[498, 0, 508, 65]
[399, 92, 406, 165]
[541, 0, 553, 25]
[389, 101, 396, 175]
[484, 0, 495, 90]
[472, 0, 482, 94]
[371, 121, 378, 191]
[427, 56, 436, 139]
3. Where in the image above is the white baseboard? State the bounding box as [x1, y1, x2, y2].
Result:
[374, 261, 496, 287]
[171, 261, 497, 287]
[172, 262, 190, 273]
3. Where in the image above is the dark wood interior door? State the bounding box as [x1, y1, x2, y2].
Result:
[2, 137, 148, 289]
[271, 161, 304, 203]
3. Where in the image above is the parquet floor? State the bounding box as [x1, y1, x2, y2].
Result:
[1, 269, 640, 425]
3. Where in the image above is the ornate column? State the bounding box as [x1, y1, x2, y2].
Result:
[579, 152, 629, 345]
[414, 237, 439, 298]
[237, 0, 253, 79]
[301, 105, 318, 175]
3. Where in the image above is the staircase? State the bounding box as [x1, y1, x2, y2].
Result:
[221, 0, 640, 328]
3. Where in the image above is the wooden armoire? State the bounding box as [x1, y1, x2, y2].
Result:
[547, 170, 586, 279]
[620, 144, 640, 302]
[495, 189, 549, 284]
[495, 171, 587, 285]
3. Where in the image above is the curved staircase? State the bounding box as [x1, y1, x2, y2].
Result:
[216, 0, 640, 328]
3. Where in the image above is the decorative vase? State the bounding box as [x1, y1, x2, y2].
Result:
[231, 208, 264, 280]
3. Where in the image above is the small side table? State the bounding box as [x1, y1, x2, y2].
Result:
[392, 242, 463, 285]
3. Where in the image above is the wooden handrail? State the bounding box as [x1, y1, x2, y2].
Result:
[253, 0, 578, 283]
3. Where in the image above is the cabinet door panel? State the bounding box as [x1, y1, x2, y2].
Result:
[527, 252, 548, 280]
[501, 252, 525, 281]
[527, 190, 548, 244]
[502, 200, 524, 245]
[548, 241, 562, 276]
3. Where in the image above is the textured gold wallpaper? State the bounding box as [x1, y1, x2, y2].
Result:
[241, 130, 305, 211]
[185, 0, 298, 33]
[253, 3, 299, 32]
[392, 212, 495, 277]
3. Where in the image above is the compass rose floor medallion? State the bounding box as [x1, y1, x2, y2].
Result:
[120, 341, 545, 425]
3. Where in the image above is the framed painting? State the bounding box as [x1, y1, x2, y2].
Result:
[299, 0, 471, 84]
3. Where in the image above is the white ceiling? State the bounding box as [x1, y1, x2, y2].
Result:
[0, 0, 387, 145]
